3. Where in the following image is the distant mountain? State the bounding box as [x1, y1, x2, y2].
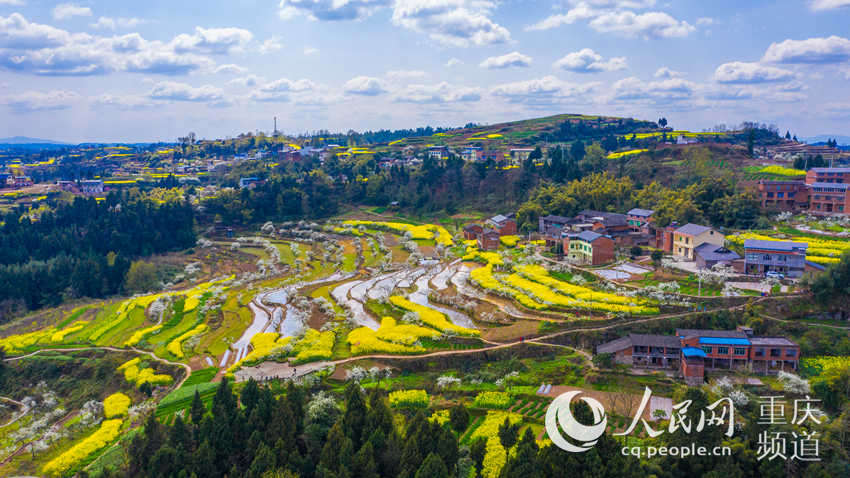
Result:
[0, 136, 70, 145]
[802, 135, 850, 146]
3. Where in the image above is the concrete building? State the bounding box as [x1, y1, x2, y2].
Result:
[596, 327, 800, 385]
[757, 167, 850, 215]
[743, 239, 808, 278]
[626, 208, 655, 234]
[672, 223, 724, 260]
[563, 231, 615, 265]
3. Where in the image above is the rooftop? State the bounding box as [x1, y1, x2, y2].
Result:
[750, 337, 798, 347]
[675, 223, 714, 236]
[810, 167, 850, 173]
[744, 239, 808, 252]
[596, 336, 632, 354]
[540, 215, 572, 224]
[570, 230, 606, 243]
[682, 347, 707, 358]
[677, 329, 748, 339]
[699, 337, 751, 346]
[627, 208, 655, 217]
[810, 182, 850, 190]
[694, 243, 741, 262]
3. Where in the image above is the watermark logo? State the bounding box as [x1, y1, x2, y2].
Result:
[545, 391, 607, 453]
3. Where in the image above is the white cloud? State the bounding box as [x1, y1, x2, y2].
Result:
[259, 36, 283, 54]
[3, 89, 80, 112]
[250, 78, 318, 101]
[229, 75, 264, 87]
[90, 17, 144, 30]
[278, 0, 391, 21]
[149, 81, 224, 102]
[696, 17, 714, 26]
[810, 0, 850, 11]
[391, 0, 511, 47]
[94, 93, 154, 110]
[480, 51, 532, 69]
[303, 46, 319, 55]
[0, 0, 26, 5]
[654, 66, 682, 79]
[714, 61, 795, 84]
[214, 64, 247, 75]
[394, 81, 481, 103]
[0, 13, 72, 50]
[446, 57, 463, 67]
[553, 48, 625, 73]
[526, 1, 692, 38]
[123, 48, 214, 76]
[386, 69, 427, 80]
[490, 75, 598, 104]
[612, 76, 696, 102]
[344, 76, 387, 96]
[52, 4, 92, 21]
[762, 36, 850, 64]
[171, 27, 253, 55]
[589, 11, 694, 38]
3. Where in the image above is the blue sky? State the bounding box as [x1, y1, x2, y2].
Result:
[0, 0, 849, 142]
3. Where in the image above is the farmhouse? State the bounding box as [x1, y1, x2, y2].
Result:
[672, 223, 724, 260]
[743, 239, 808, 278]
[463, 224, 483, 241]
[694, 243, 741, 270]
[478, 229, 501, 251]
[596, 328, 800, 385]
[626, 208, 655, 234]
[562, 231, 615, 265]
[757, 167, 850, 215]
[485, 214, 517, 236]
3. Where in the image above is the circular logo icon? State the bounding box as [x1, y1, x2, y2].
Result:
[545, 391, 607, 453]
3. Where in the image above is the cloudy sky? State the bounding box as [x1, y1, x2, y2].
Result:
[0, 0, 849, 142]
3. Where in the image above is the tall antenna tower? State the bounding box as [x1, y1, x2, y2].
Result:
[274, 116, 277, 135]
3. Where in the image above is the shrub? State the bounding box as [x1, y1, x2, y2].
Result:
[388, 389, 429, 408]
[473, 391, 513, 409]
[103, 393, 131, 418]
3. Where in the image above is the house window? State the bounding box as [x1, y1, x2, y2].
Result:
[717, 347, 729, 355]
[763, 254, 771, 261]
[734, 347, 746, 356]
[786, 349, 796, 357]
[701, 346, 712, 354]
[755, 348, 765, 357]
[770, 348, 781, 357]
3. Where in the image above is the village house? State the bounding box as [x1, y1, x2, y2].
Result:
[463, 224, 483, 241]
[538, 215, 573, 247]
[626, 208, 655, 234]
[694, 243, 741, 270]
[485, 214, 517, 236]
[672, 223, 724, 260]
[562, 231, 615, 265]
[596, 327, 800, 385]
[8, 176, 34, 188]
[509, 148, 535, 164]
[461, 147, 482, 162]
[427, 146, 449, 160]
[757, 167, 850, 215]
[743, 239, 808, 278]
[478, 229, 501, 251]
[80, 179, 105, 195]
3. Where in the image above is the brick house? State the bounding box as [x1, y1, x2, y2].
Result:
[478, 229, 500, 251]
[757, 167, 850, 215]
[673, 223, 724, 260]
[485, 214, 517, 236]
[463, 224, 483, 241]
[596, 327, 800, 385]
[563, 231, 615, 265]
[539, 215, 573, 247]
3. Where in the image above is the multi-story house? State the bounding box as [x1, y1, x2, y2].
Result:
[485, 214, 517, 236]
[562, 231, 615, 265]
[596, 328, 800, 386]
[427, 146, 449, 160]
[461, 147, 482, 162]
[539, 215, 573, 247]
[478, 229, 500, 251]
[509, 148, 535, 164]
[672, 223, 724, 260]
[463, 224, 483, 241]
[743, 239, 808, 277]
[626, 208, 655, 234]
[757, 167, 850, 215]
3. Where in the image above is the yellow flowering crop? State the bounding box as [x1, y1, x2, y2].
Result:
[607, 149, 648, 159]
[42, 419, 124, 476]
[124, 324, 163, 347]
[499, 235, 520, 247]
[429, 409, 451, 426]
[759, 165, 806, 176]
[50, 321, 88, 343]
[292, 329, 335, 363]
[473, 391, 513, 409]
[166, 324, 208, 358]
[389, 296, 480, 336]
[469, 265, 547, 310]
[103, 393, 131, 418]
[470, 411, 523, 478]
[346, 316, 438, 355]
[227, 332, 294, 372]
[388, 389, 429, 408]
[342, 220, 454, 246]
